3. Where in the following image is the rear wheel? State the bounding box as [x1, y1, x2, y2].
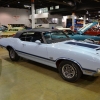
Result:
[58, 61, 82, 82]
[9, 48, 20, 61]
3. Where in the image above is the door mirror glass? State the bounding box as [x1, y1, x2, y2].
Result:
[35, 40, 41, 45]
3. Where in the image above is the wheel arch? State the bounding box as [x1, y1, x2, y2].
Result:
[56, 58, 83, 73]
[6, 46, 14, 51]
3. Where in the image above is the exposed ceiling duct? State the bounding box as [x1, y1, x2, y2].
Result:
[0, 0, 100, 19]
[45, 0, 75, 7]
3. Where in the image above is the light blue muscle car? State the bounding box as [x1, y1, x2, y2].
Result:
[0, 28, 100, 82]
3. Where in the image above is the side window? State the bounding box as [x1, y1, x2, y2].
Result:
[25, 32, 35, 42]
[20, 31, 44, 43]
[20, 32, 27, 41]
[29, 32, 44, 43]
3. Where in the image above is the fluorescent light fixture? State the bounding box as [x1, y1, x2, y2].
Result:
[50, 6, 53, 10]
[74, 16, 77, 19]
[55, 5, 59, 9]
[24, 5, 31, 8]
[38, 9, 43, 14]
[86, 11, 89, 14]
[63, 16, 68, 19]
[18, 2, 20, 3]
[98, 11, 100, 13]
[79, 17, 83, 19]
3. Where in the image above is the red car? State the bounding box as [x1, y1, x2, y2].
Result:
[84, 27, 100, 36]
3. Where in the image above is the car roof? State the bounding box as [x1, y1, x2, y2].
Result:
[14, 28, 58, 38]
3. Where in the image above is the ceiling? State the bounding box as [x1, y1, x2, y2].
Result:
[0, 0, 100, 19]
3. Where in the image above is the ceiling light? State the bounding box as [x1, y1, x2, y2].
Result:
[67, 2, 74, 6]
[79, 17, 83, 19]
[86, 11, 89, 14]
[24, 5, 31, 8]
[8, 5, 9, 7]
[38, 9, 43, 14]
[18, 2, 20, 3]
[98, 11, 100, 13]
[63, 1, 66, 3]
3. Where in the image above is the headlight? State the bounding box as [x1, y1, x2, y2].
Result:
[97, 68, 100, 73]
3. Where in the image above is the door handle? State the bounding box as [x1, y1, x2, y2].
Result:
[22, 44, 26, 46]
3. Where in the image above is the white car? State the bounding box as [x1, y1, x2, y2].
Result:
[0, 28, 100, 82]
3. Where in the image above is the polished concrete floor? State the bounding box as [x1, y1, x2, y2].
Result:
[0, 48, 100, 100]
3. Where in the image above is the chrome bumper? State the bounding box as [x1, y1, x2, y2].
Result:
[94, 69, 100, 76]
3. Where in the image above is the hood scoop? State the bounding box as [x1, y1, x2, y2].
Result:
[66, 42, 100, 49]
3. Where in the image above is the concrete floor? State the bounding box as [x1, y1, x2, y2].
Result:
[0, 48, 100, 100]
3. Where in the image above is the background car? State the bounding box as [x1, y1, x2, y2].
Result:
[84, 27, 100, 36]
[57, 22, 100, 42]
[0, 25, 8, 31]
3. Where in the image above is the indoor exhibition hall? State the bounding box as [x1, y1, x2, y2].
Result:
[0, 0, 100, 100]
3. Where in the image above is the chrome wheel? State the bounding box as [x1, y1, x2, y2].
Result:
[9, 48, 20, 61]
[62, 64, 75, 79]
[58, 61, 82, 82]
[10, 49, 15, 59]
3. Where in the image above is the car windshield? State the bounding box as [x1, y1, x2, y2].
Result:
[64, 30, 81, 35]
[43, 31, 71, 44]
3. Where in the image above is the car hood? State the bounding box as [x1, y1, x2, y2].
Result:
[68, 34, 100, 41]
[77, 22, 98, 34]
[54, 40, 100, 54]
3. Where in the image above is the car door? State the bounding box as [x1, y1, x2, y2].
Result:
[18, 31, 49, 65]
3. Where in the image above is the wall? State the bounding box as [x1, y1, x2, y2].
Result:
[29, 13, 63, 28]
[0, 7, 31, 26]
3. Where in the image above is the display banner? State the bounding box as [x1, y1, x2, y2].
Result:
[31, 0, 34, 3]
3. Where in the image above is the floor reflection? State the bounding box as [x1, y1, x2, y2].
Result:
[0, 48, 100, 100]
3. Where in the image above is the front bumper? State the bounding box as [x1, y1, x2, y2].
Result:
[82, 68, 100, 76]
[94, 69, 100, 76]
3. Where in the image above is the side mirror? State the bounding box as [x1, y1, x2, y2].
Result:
[35, 40, 41, 45]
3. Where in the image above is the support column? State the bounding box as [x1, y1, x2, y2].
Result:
[72, 13, 75, 31]
[83, 15, 86, 27]
[31, 0, 35, 28]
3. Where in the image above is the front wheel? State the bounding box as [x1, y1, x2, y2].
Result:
[58, 61, 82, 82]
[9, 48, 20, 61]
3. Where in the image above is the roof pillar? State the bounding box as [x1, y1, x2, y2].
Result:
[31, 0, 35, 28]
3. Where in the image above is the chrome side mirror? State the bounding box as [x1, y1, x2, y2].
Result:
[35, 40, 41, 45]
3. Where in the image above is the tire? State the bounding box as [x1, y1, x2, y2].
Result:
[58, 61, 82, 82]
[9, 48, 20, 61]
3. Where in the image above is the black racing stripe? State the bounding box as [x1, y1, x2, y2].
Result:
[66, 42, 99, 49]
[16, 50, 55, 62]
